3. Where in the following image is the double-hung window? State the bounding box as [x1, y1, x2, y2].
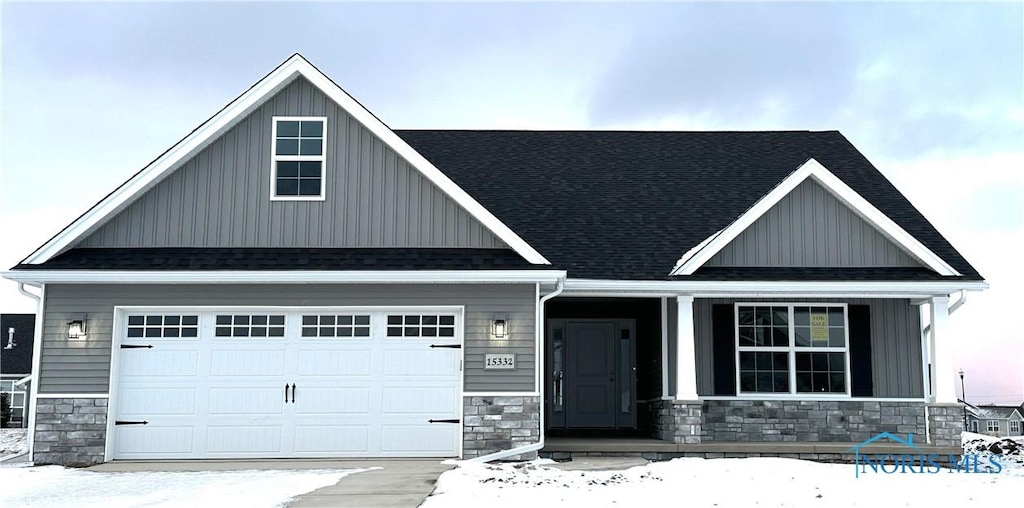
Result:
[1010, 420, 1021, 434]
[986, 420, 1000, 433]
[736, 303, 850, 396]
[271, 116, 326, 200]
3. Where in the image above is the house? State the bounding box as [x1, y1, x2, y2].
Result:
[969, 406, 1023, 437]
[0, 314, 35, 428]
[1, 54, 986, 466]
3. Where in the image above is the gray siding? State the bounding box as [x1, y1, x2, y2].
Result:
[79, 78, 505, 249]
[40, 283, 535, 393]
[693, 298, 923, 398]
[707, 180, 921, 267]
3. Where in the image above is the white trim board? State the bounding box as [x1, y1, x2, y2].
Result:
[19, 54, 550, 266]
[562, 278, 988, 296]
[669, 158, 962, 277]
[36, 393, 110, 399]
[2, 269, 567, 285]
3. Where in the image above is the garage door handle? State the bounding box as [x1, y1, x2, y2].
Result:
[284, 384, 291, 403]
[120, 344, 153, 349]
[115, 420, 148, 425]
[291, 384, 296, 403]
[429, 344, 461, 349]
[428, 419, 461, 424]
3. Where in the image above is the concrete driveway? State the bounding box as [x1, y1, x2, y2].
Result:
[89, 459, 453, 508]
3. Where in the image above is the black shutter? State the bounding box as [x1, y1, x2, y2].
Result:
[848, 305, 873, 397]
[711, 304, 736, 395]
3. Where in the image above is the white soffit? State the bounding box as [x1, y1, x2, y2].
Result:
[20, 54, 549, 266]
[669, 158, 961, 277]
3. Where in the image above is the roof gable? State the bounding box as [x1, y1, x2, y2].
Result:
[705, 178, 924, 268]
[21, 55, 548, 265]
[671, 158, 961, 277]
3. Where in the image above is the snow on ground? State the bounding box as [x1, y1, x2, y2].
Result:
[424, 435, 1024, 508]
[0, 429, 28, 456]
[0, 466, 359, 508]
[962, 431, 1024, 470]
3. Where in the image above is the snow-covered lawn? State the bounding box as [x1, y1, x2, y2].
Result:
[0, 429, 28, 457]
[424, 435, 1024, 507]
[0, 466, 359, 508]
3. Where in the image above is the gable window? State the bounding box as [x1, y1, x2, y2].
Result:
[986, 420, 999, 433]
[1010, 420, 1020, 434]
[271, 116, 326, 200]
[736, 303, 850, 396]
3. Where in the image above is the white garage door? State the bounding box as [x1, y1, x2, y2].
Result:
[110, 308, 462, 459]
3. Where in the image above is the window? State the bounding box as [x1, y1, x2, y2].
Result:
[302, 314, 370, 337]
[736, 304, 849, 395]
[970, 420, 979, 432]
[386, 314, 455, 337]
[987, 420, 999, 433]
[271, 117, 326, 199]
[127, 314, 199, 338]
[215, 314, 285, 337]
[1010, 420, 1020, 434]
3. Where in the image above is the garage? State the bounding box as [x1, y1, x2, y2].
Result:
[108, 307, 462, 459]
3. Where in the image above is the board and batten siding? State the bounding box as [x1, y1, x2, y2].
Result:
[690, 298, 924, 398]
[78, 77, 505, 249]
[40, 284, 536, 394]
[707, 180, 921, 268]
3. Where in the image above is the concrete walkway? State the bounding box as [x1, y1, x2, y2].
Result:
[88, 459, 452, 507]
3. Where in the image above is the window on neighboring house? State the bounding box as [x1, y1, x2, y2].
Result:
[736, 304, 849, 396]
[970, 420, 979, 432]
[271, 117, 326, 199]
[1010, 420, 1021, 434]
[987, 420, 1000, 433]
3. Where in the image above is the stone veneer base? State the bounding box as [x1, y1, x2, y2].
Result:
[33, 397, 108, 466]
[463, 395, 541, 459]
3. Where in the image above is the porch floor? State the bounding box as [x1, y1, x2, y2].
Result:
[542, 437, 961, 456]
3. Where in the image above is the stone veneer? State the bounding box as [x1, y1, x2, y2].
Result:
[34, 397, 108, 466]
[463, 395, 540, 459]
[927, 403, 964, 448]
[701, 400, 927, 442]
[650, 400, 703, 444]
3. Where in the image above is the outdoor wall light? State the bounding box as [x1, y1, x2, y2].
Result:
[67, 318, 87, 340]
[492, 317, 508, 339]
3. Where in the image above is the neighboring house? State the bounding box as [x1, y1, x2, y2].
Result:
[970, 406, 1023, 438]
[0, 314, 35, 428]
[1, 55, 987, 466]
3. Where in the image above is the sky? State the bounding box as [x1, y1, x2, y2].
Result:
[0, 2, 1021, 404]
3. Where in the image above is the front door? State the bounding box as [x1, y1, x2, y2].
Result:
[547, 319, 635, 430]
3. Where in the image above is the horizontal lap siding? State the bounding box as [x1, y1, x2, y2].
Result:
[78, 77, 504, 249]
[707, 180, 921, 267]
[40, 284, 536, 393]
[693, 297, 922, 398]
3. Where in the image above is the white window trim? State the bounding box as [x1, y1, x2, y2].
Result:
[1010, 420, 1021, 434]
[734, 302, 852, 398]
[270, 116, 327, 201]
[986, 420, 1000, 432]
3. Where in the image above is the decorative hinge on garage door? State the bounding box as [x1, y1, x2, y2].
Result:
[429, 344, 461, 349]
[115, 420, 149, 425]
[120, 344, 153, 349]
[427, 418, 461, 424]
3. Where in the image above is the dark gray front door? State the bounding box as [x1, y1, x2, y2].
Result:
[565, 321, 617, 428]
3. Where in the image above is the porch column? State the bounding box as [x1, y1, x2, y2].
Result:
[675, 295, 699, 400]
[930, 296, 957, 404]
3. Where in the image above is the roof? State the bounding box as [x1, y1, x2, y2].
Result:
[397, 130, 983, 281]
[0, 314, 35, 375]
[976, 406, 1023, 420]
[14, 248, 538, 271]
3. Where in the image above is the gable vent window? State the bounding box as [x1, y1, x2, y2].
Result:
[271, 116, 326, 200]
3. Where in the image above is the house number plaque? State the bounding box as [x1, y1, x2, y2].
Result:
[484, 353, 516, 370]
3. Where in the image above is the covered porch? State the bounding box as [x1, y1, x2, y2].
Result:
[540, 287, 967, 458]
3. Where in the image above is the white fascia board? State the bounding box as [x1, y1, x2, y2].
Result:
[669, 158, 962, 277]
[563, 278, 989, 296]
[22, 54, 549, 266]
[1, 270, 567, 285]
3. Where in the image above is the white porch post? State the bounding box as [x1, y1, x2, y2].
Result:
[930, 296, 957, 404]
[661, 297, 670, 397]
[675, 295, 699, 400]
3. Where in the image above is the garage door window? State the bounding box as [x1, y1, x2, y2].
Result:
[215, 314, 285, 337]
[127, 315, 199, 338]
[301, 314, 371, 337]
[386, 314, 455, 337]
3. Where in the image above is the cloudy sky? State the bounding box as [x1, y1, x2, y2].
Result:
[1, 2, 1021, 404]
